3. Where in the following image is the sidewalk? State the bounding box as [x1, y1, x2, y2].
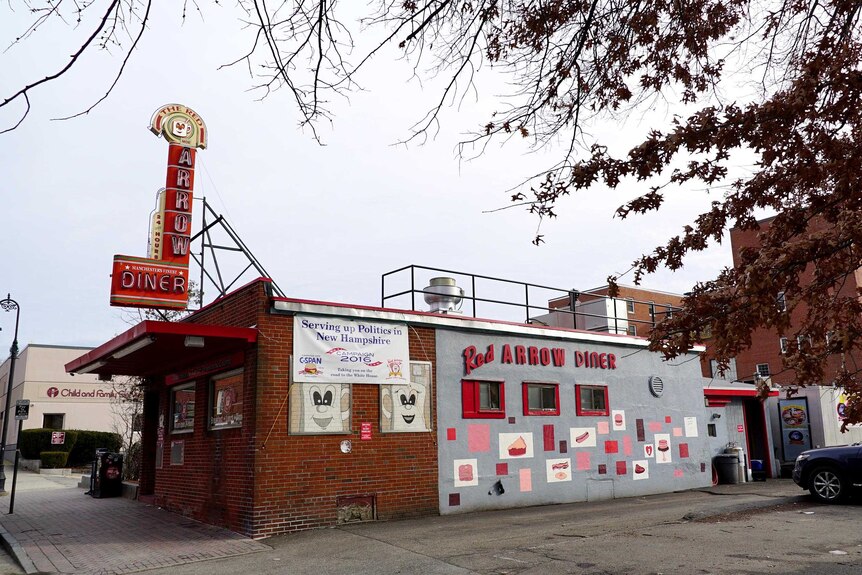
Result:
[0, 466, 268, 575]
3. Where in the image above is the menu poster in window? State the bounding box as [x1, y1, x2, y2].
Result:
[294, 315, 409, 384]
[210, 370, 243, 429]
[172, 386, 195, 432]
[381, 362, 432, 432]
[289, 382, 352, 434]
[779, 401, 808, 428]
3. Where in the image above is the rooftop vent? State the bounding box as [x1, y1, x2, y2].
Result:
[423, 277, 464, 314]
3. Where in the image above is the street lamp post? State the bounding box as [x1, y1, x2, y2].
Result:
[0, 294, 21, 494]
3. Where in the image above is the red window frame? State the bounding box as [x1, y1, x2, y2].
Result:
[575, 384, 609, 416]
[521, 382, 560, 416]
[462, 379, 506, 419]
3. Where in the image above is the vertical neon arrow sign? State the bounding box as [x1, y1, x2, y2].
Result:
[148, 104, 208, 265]
[109, 104, 207, 310]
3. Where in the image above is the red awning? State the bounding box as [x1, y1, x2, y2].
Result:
[704, 387, 779, 399]
[65, 320, 257, 379]
[703, 387, 778, 407]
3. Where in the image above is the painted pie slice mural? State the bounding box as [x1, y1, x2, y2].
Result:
[498, 433, 534, 459]
[508, 436, 528, 456]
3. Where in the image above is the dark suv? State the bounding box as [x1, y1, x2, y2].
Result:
[793, 443, 862, 503]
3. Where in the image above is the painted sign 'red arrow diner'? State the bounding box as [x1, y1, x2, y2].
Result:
[463, 343, 617, 375]
[109, 104, 207, 310]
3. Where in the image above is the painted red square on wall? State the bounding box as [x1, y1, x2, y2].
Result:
[604, 440, 619, 454]
[543, 425, 555, 451]
[616, 461, 627, 475]
[679, 443, 689, 458]
[496, 463, 508, 476]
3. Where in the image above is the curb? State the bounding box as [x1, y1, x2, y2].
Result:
[0, 523, 40, 575]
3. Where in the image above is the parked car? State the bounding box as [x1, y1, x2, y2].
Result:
[793, 443, 862, 503]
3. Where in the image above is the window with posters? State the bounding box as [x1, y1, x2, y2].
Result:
[380, 362, 432, 432]
[170, 383, 195, 433]
[209, 369, 244, 430]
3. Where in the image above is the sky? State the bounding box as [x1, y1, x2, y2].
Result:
[0, 3, 741, 352]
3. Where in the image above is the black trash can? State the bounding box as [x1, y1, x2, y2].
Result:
[93, 452, 124, 498]
[714, 453, 740, 484]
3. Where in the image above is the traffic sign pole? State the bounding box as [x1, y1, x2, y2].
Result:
[8, 419, 22, 514]
[9, 399, 29, 514]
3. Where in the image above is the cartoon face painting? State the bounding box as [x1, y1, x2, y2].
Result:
[306, 384, 348, 432]
[290, 383, 350, 434]
[382, 382, 428, 431]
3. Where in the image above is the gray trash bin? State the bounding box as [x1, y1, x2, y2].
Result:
[714, 454, 740, 484]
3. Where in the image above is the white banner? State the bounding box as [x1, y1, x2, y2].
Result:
[293, 315, 410, 384]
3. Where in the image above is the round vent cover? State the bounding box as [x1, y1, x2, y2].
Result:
[649, 375, 665, 398]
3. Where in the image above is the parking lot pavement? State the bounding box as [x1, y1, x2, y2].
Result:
[135, 478, 862, 575]
[0, 466, 831, 575]
[0, 466, 268, 575]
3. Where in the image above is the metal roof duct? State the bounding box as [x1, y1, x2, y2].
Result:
[422, 277, 464, 314]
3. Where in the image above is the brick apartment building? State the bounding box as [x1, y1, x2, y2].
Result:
[67, 277, 766, 537]
[729, 217, 862, 464]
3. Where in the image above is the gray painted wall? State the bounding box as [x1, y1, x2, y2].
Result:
[435, 329, 714, 514]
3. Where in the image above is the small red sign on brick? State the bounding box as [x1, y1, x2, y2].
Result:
[360, 422, 372, 441]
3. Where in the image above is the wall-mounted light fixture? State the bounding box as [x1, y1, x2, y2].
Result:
[184, 335, 205, 348]
[75, 360, 108, 374]
[112, 336, 156, 359]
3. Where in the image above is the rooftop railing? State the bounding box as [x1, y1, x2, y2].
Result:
[381, 265, 681, 336]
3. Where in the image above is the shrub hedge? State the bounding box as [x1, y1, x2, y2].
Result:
[67, 430, 123, 467]
[18, 429, 78, 459]
[18, 429, 123, 467]
[39, 451, 69, 469]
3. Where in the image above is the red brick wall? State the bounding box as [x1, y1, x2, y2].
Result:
[144, 280, 439, 537]
[249, 312, 438, 537]
[147, 279, 268, 535]
[730, 219, 862, 384]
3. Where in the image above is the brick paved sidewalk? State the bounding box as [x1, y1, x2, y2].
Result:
[0, 468, 268, 575]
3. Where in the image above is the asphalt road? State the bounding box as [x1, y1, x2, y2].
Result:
[138, 481, 862, 575]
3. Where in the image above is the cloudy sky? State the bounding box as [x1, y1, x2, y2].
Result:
[0, 3, 741, 352]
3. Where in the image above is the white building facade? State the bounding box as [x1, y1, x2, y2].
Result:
[0, 344, 126, 450]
